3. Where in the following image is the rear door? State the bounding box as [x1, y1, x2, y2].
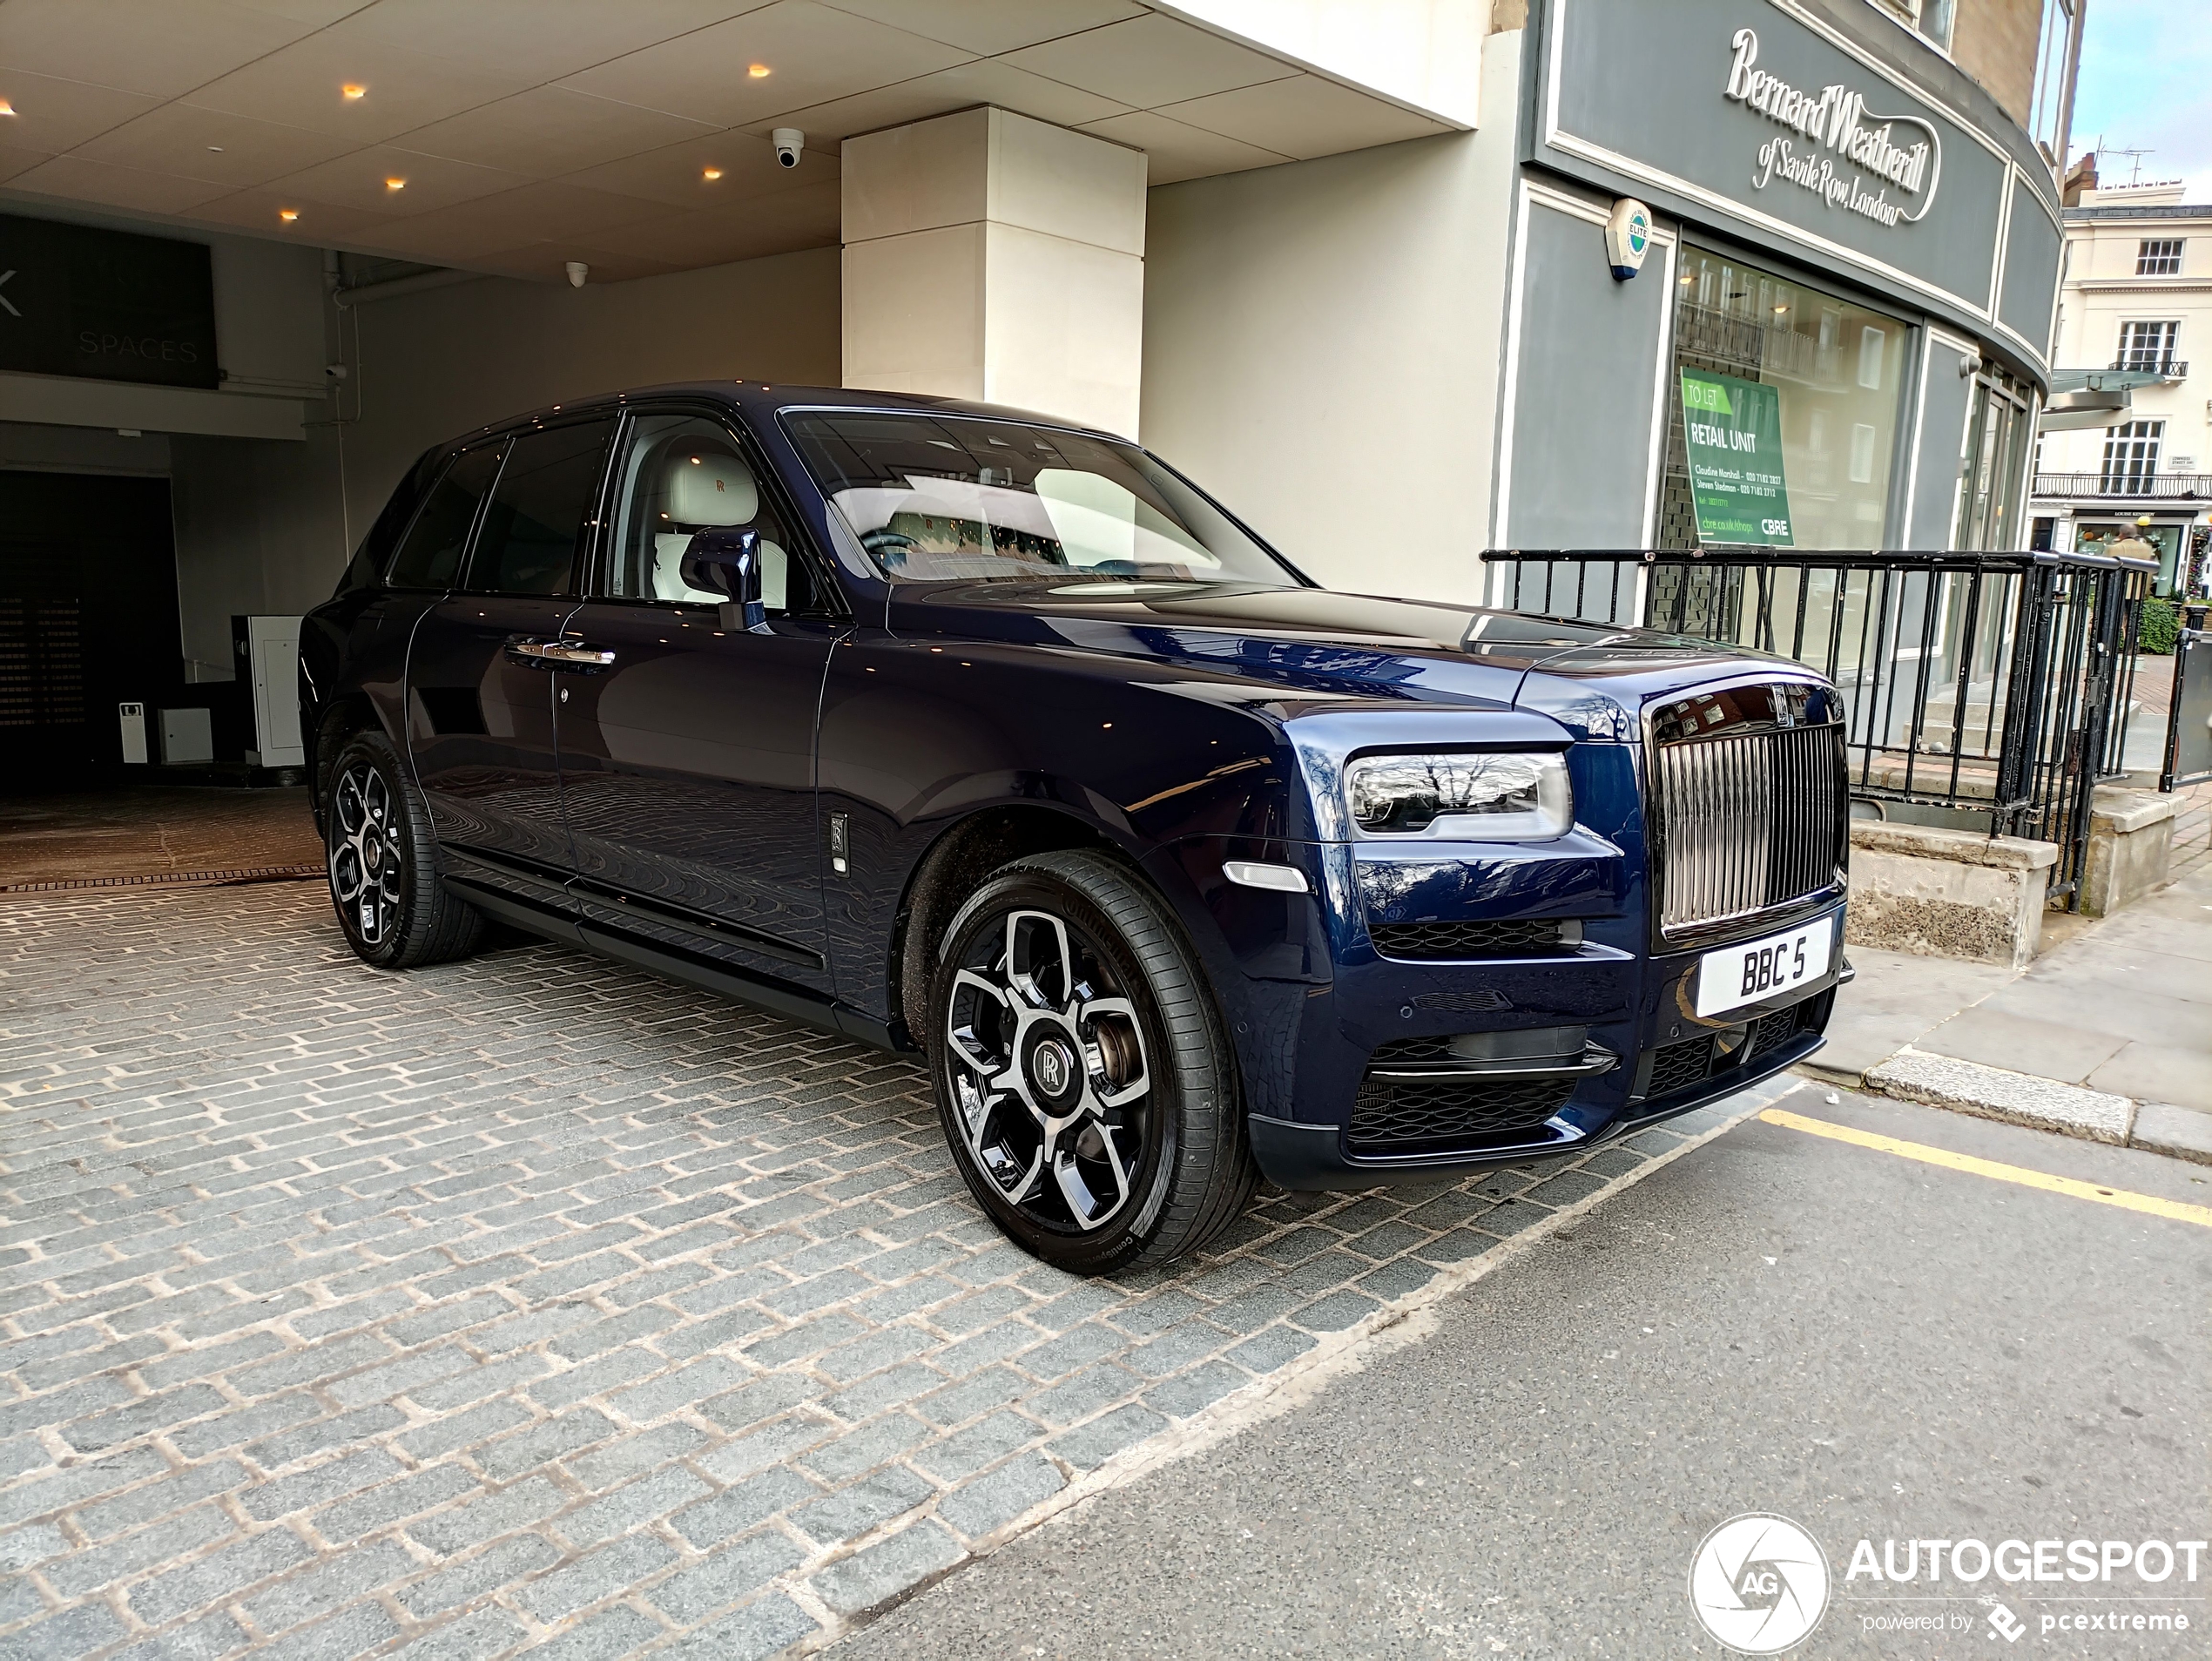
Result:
[553, 407, 847, 997]
[406, 417, 616, 915]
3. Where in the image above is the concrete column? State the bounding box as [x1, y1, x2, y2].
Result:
[840, 106, 1146, 439]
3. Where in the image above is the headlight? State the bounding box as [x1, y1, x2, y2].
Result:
[1344, 751, 1573, 839]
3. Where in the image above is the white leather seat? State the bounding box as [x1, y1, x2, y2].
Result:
[650, 449, 788, 607]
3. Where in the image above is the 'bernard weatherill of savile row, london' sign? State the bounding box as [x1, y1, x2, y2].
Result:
[1723, 26, 1941, 230]
[1533, 0, 2054, 348]
[0, 213, 220, 391]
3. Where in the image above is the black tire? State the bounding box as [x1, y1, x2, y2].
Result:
[324, 729, 483, 970]
[927, 849, 1254, 1274]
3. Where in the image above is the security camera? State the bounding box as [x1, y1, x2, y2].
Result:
[772, 128, 804, 169]
[565, 261, 589, 288]
[324, 363, 349, 381]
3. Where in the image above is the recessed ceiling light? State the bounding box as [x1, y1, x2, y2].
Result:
[386, 177, 406, 190]
[701, 166, 722, 180]
[207, 145, 224, 152]
[747, 63, 771, 78]
[341, 83, 366, 99]
[280, 208, 300, 221]
[0, 99, 16, 117]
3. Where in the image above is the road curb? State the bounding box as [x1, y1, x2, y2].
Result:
[1831, 1050, 2212, 1165]
[1863, 1049, 2134, 1144]
[2130, 1101, 2212, 1165]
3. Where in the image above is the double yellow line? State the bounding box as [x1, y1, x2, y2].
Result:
[1759, 1107, 2212, 1228]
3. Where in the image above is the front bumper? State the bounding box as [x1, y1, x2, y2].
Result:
[1244, 897, 1848, 1191]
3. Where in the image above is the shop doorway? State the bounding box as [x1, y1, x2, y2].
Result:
[0, 469, 185, 775]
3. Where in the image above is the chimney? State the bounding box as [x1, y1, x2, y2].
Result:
[2062, 152, 2098, 206]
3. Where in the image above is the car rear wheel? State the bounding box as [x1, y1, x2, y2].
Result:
[928, 850, 1254, 1274]
[325, 730, 483, 970]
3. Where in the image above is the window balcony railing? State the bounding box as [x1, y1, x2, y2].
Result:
[2108, 357, 2187, 379]
[2032, 471, 2212, 499]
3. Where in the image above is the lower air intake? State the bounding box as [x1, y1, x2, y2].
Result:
[1347, 1075, 1574, 1154]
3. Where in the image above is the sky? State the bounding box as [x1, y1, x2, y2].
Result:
[2065, 0, 2212, 198]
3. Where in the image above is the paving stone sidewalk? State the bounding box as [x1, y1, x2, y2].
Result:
[1811, 836, 2212, 1162]
[0, 882, 1730, 1661]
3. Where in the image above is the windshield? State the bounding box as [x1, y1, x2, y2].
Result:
[784, 411, 1298, 587]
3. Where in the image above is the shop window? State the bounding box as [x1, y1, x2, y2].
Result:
[1658, 246, 1909, 551]
[2099, 421, 2163, 493]
[2075, 519, 2181, 596]
[2115, 320, 2179, 372]
[2136, 239, 2183, 277]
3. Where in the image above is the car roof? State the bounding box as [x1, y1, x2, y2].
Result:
[452, 381, 1132, 449]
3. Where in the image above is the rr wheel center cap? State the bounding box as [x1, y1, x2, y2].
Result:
[1022, 1030, 1082, 1110]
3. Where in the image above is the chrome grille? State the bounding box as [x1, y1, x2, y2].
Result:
[1652, 717, 1844, 940]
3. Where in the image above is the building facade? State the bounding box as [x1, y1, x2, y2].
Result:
[2031, 181, 2211, 598]
[1150, 0, 2080, 608]
[0, 0, 2086, 768]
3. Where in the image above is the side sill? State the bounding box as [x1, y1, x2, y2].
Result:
[576, 920, 906, 1055]
[444, 874, 585, 946]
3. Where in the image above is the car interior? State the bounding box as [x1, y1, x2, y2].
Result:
[611, 417, 796, 611]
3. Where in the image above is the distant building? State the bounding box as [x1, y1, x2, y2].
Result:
[2033, 179, 2212, 597]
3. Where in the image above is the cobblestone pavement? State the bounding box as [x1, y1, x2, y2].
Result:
[0, 882, 1748, 1660]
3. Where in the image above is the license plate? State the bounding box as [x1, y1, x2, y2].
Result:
[1695, 918, 1833, 1017]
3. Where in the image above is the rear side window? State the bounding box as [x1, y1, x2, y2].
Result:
[387, 444, 503, 591]
[465, 420, 617, 597]
[336, 450, 435, 596]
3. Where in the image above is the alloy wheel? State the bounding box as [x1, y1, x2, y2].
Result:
[328, 760, 404, 948]
[944, 908, 1154, 1233]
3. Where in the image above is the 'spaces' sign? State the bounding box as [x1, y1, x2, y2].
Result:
[1723, 27, 1943, 228]
[0, 213, 220, 391]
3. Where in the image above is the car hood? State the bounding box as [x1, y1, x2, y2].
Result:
[887, 579, 1810, 740]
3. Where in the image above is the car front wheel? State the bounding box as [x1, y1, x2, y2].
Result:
[928, 850, 1254, 1274]
[325, 730, 483, 970]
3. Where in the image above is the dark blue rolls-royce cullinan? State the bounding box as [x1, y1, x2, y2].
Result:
[300, 382, 1849, 1273]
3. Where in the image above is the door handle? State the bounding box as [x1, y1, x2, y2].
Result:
[507, 637, 616, 669]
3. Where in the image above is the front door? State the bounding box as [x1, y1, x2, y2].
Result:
[406, 419, 615, 915]
[555, 410, 846, 998]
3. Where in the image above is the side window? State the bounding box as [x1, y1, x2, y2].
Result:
[464, 419, 617, 597]
[601, 414, 819, 614]
[386, 444, 503, 591]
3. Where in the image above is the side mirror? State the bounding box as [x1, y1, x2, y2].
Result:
[680, 528, 768, 632]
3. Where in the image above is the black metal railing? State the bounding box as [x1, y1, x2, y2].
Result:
[1481, 548, 2158, 908]
[2108, 356, 2187, 377]
[2033, 471, 2212, 499]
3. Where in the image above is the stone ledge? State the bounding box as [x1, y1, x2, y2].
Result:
[1849, 820, 2058, 870]
[2089, 785, 2180, 835]
[1865, 1048, 2134, 1144]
